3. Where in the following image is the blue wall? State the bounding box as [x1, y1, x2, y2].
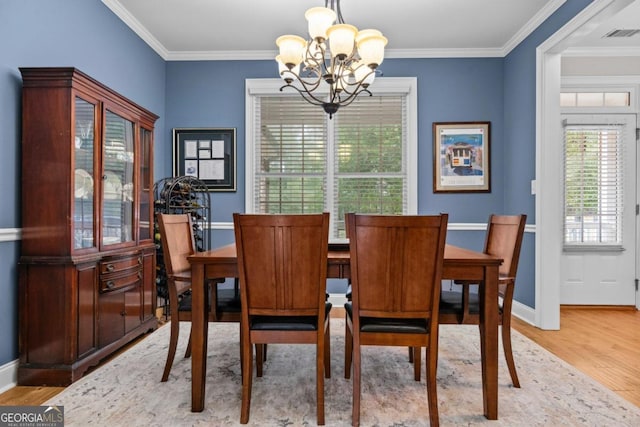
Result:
[0, 0, 166, 366]
[503, 0, 594, 306]
[0, 0, 594, 367]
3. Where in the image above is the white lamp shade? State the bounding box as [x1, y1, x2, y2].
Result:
[326, 24, 358, 58]
[356, 29, 387, 67]
[276, 56, 298, 81]
[353, 61, 375, 85]
[276, 35, 306, 67]
[305, 7, 336, 40]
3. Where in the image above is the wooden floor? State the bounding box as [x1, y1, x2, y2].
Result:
[512, 306, 640, 408]
[1, 307, 639, 408]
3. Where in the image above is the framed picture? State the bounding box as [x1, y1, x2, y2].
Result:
[172, 128, 236, 191]
[433, 122, 491, 193]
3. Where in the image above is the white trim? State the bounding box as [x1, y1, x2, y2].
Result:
[210, 222, 536, 233]
[328, 293, 348, 309]
[502, 0, 567, 56]
[563, 46, 640, 57]
[103, 1, 565, 62]
[101, 0, 170, 60]
[536, 0, 635, 330]
[0, 359, 18, 394]
[512, 300, 536, 326]
[563, 76, 640, 86]
[244, 77, 418, 221]
[0, 228, 21, 242]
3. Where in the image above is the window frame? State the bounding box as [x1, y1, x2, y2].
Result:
[245, 77, 418, 237]
[562, 118, 626, 251]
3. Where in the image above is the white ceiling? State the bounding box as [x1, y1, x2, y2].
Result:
[103, 0, 640, 61]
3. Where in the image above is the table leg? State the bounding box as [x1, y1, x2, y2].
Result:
[191, 263, 208, 412]
[479, 264, 499, 419]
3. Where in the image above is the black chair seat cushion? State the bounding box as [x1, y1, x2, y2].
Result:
[439, 290, 480, 315]
[250, 302, 332, 331]
[344, 302, 428, 334]
[178, 288, 242, 313]
[439, 290, 504, 315]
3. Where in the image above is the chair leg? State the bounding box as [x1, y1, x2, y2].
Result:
[408, 346, 413, 363]
[317, 339, 326, 425]
[184, 327, 192, 358]
[344, 317, 353, 379]
[324, 318, 331, 378]
[413, 347, 421, 381]
[351, 338, 361, 427]
[240, 335, 253, 424]
[161, 318, 180, 382]
[255, 344, 264, 377]
[501, 322, 521, 388]
[426, 343, 440, 427]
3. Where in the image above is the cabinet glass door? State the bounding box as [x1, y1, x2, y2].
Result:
[138, 127, 153, 241]
[102, 110, 135, 246]
[73, 97, 96, 249]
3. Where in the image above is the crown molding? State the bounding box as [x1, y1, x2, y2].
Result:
[102, 0, 170, 59]
[103, 0, 566, 62]
[502, 0, 566, 56]
[562, 46, 640, 56]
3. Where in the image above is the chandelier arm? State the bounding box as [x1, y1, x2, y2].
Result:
[279, 84, 326, 107]
[333, 71, 374, 98]
[330, 87, 372, 109]
[281, 69, 325, 93]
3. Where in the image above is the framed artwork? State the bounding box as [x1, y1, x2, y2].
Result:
[433, 122, 491, 193]
[172, 128, 236, 191]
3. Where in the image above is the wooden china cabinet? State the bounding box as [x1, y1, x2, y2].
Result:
[18, 67, 158, 385]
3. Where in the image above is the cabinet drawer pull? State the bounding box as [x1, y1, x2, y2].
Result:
[138, 256, 143, 265]
[106, 264, 115, 272]
[106, 281, 115, 289]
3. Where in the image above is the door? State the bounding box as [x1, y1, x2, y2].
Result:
[560, 114, 637, 305]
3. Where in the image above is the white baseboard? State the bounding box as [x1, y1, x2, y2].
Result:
[512, 299, 536, 326]
[328, 293, 348, 308]
[0, 359, 18, 394]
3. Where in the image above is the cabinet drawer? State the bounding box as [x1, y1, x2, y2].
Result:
[100, 270, 141, 293]
[100, 255, 142, 275]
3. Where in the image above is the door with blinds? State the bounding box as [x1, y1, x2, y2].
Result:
[560, 114, 637, 305]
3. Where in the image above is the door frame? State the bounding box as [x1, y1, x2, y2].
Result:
[535, 0, 636, 329]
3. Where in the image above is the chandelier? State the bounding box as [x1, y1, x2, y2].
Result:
[275, 0, 387, 118]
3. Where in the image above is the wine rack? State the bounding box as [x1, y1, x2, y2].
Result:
[153, 176, 211, 311]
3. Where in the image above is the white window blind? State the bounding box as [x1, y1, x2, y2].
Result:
[333, 96, 406, 237]
[247, 78, 415, 240]
[254, 97, 327, 214]
[563, 122, 624, 248]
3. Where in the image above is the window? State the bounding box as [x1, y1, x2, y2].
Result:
[560, 91, 630, 108]
[563, 120, 625, 249]
[246, 78, 417, 239]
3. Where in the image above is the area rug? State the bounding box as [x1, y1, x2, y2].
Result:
[45, 319, 640, 426]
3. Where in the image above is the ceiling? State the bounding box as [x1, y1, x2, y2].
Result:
[103, 0, 640, 61]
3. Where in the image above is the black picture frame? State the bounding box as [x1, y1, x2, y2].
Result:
[172, 128, 236, 192]
[433, 121, 491, 193]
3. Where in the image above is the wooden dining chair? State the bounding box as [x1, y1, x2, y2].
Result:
[233, 212, 331, 425]
[344, 213, 448, 427]
[156, 213, 241, 382]
[438, 214, 527, 388]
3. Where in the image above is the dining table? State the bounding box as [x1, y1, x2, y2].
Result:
[188, 242, 502, 420]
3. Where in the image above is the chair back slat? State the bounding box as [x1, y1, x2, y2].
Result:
[347, 214, 448, 318]
[234, 213, 330, 317]
[157, 213, 197, 276]
[484, 214, 527, 278]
